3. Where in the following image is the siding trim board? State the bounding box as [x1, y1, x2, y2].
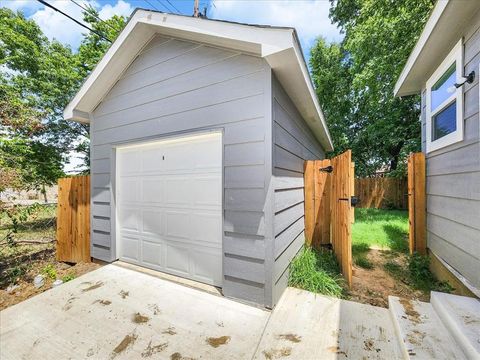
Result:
[415, 11, 480, 292]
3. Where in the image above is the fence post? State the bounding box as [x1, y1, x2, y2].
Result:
[408, 153, 426, 255]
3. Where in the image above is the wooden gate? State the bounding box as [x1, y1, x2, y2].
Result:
[56, 176, 91, 263]
[408, 152, 426, 255]
[304, 150, 354, 286]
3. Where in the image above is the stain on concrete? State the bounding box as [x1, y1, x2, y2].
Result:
[206, 336, 231, 348]
[148, 303, 161, 315]
[262, 347, 292, 359]
[119, 290, 129, 299]
[132, 312, 150, 324]
[170, 352, 195, 360]
[93, 299, 111, 306]
[399, 298, 421, 324]
[82, 281, 104, 292]
[364, 338, 374, 351]
[63, 297, 78, 311]
[276, 334, 302, 343]
[216, 321, 224, 327]
[86, 348, 95, 357]
[327, 346, 347, 357]
[111, 333, 137, 358]
[141, 341, 168, 358]
[162, 327, 177, 335]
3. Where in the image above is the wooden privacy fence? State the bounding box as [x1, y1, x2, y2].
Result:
[355, 177, 408, 209]
[304, 150, 354, 286]
[56, 176, 91, 263]
[408, 153, 426, 255]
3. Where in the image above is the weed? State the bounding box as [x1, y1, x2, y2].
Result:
[62, 271, 76, 282]
[41, 264, 57, 280]
[288, 246, 345, 298]
[3, 264, 28, 285]
[354, 255, 374, 269]
[383, 260, 404, 278]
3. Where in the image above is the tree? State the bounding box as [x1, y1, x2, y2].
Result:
[0, 7, 127, 181]
[311, 0, 434, 177]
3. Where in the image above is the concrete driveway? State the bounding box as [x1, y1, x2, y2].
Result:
[1, 264, 402, 359]
[0, 264, 269, 360]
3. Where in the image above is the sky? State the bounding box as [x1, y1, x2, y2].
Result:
[0, 0, 342, 172]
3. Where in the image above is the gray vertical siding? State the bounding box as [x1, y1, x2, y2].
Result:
[420, 12, 480, 289]
[90, 35, 273, 305]
[271, 75, 325, 306]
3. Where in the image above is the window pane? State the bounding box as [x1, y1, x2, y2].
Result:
[431, 63, 456, 111]
[432, 101, 456, 141]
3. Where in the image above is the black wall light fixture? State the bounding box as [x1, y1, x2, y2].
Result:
[454, 70, 475, 88]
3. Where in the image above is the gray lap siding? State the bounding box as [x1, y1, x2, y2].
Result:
[421, 11, 480, 289]
[271, 75, 325, 306]
[90, 35, 272, 305]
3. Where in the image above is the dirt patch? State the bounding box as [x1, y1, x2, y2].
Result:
[276, 334, 301, 343]
[148, 303, 161, 315]
[262, 347, 292, 359]
[119, 290, 129, 299]
[141, 341, 168, 358]
[112, 333, 138, 357]
[399, 298, 422, 324]
[132, 312, 150, 324]
[407, 329, 426, 345]
[81, 281, 104, 292]
[326, 346, 347, 356]
[348, 250, 428, 307]
[206, 336, 231, 348]
[0, 250, 100, 311]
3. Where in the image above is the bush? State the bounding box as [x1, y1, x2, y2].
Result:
[288, 246, 345, 298]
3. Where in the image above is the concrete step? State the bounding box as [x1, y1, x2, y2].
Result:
[254, 288, 403, 359]
[389, 296, 466, 359]
[431, 291, 480, 360]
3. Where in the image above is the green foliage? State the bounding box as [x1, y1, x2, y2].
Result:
[352, 208, 409, 252]
[384, 254, 453, 293]
[354, 254, 374, 269]
[62, 272, 76, 283]
[289, 246, 345, 298]
[41, 264, 57, 280]
[0, 7, 127, 178]
[311, 0, 435, 177]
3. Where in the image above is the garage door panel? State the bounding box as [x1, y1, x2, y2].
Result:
[142, 210, 163, 234]
[165, 244, 191, 275]
[165, 211, 191, 239]
[191, 248, 222, 284]
[119, 208, 140, 231]
[193, 176, 222, 206]
[141, 178, 164, 203]
[117, 132, 222, 286]
[165, 178, 191, 205]
[141, 241, 163, 267]
[191, 213, 222, 244]
[121, 236, 140, 261]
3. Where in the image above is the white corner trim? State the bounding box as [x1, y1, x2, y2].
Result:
[394, 0, 449, 96]
[425, 39, 464, 153]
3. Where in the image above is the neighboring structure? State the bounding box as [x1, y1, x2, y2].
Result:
[64, 9, 332, 307]
[395, 0, 480, 297]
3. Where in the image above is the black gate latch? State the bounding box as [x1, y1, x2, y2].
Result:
[339, 196, 359, 207]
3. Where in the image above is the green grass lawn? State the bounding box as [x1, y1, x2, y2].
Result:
[352, 208, 409, 255]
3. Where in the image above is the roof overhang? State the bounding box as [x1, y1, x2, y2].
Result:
[394, 0, 480, 97]
[64, 9, 333, 151]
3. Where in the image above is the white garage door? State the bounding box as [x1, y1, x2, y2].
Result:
[116, 132, 223, 286]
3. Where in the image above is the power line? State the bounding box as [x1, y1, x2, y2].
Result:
[154, 0, 171, 12]
[165, 0, 181, 14]
[69, 0, 118, 32]
[36, 0, 112, 42]
[144, 0, 160, 11]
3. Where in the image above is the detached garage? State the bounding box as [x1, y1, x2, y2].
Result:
[64, 9, 333, 308]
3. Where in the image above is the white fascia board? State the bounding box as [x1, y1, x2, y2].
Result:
[63, 10, 333, 150]
[395, 0, 480, 97]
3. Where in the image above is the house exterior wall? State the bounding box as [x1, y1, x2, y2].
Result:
[420, 10, 480, 290]
[89, 34, 274, 306]
[270, 75, 325, 306]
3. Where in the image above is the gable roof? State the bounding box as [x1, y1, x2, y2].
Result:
[64, 9, 333, 151]
[394, 0, 480, 97]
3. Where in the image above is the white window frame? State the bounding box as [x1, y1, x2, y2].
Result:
[426, 39, 464, 153]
